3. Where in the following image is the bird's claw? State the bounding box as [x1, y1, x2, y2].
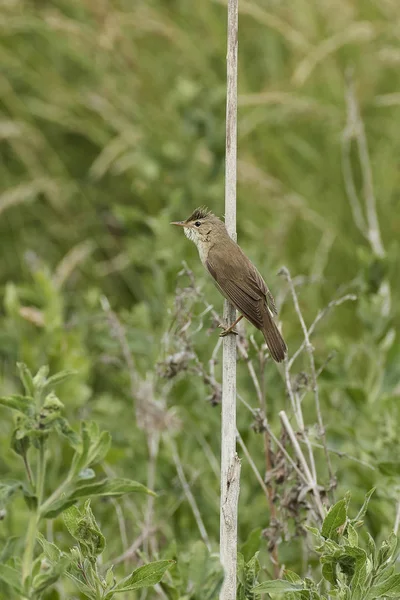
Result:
[218, 325, 239, 337]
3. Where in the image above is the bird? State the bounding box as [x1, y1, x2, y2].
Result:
[171, 207, 287, 362]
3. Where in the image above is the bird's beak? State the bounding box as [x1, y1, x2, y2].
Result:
[170, 221, 186, 227]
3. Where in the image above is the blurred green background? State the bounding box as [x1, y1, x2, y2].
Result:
[1, 0, 400, 595]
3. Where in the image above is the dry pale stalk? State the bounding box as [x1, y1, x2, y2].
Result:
[280, 267, 334, 485]
[220, 0, 240, 599]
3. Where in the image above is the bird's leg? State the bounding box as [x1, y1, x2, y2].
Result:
[218, 314, 243, 337]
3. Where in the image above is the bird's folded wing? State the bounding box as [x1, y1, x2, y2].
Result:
[206, 259, 266, 329]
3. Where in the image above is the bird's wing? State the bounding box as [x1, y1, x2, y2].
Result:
[206, 242, 277, 330]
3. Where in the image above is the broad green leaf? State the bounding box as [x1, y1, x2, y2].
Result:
[69, 422, 111, 478]
[253, 579, 305, 593]
[304, 525, 321, 538]
[246, 551, 260, 584]
[343, 546, 367, 589]
[188, 541, 209, 592]
[321, 558, 336, 585]
[32, 555, 71, 595]
[105, 565, 115, 588]
[11, 427, 31, 458]
[347, 523, 358, 547]
[240, 527, 262, 562]
[37, 533, 62, 563]
[69, 477, 155, 500]
[367, 574, 400, 598]
[114, 559, 174, 592]
[54, 418, 80, 449]
[373, 566, 395, 587]
[17, 362, 35, 396]
[0, 395, 35, 416]
[321, 498, 347, 540]
[41, 498, 76, 519]
[377, 532, 397, 567]
[237, 552, 245, 585]
[0, 563, 23, 594]
[63, 500, 105, 559]
[285, 570, 304, 584]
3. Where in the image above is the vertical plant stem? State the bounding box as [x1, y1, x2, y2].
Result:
[22, 439, 46, 586]
[220, 1, 240, 599]
[36, 440, 46, 506]
[22, 511, 39, 585]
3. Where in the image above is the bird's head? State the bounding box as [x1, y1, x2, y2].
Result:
[170, 207, 224, 247]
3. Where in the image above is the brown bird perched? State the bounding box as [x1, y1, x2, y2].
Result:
[171, 207, 287, 362]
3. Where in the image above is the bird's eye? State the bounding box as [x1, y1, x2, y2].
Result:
[194, 221, 201, 227]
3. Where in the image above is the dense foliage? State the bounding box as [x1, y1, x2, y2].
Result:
[1, 0, 399, 598]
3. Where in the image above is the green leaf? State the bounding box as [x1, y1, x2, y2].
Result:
[353, 488, 375, 523]
[343, 546, 367, 589]
[377, 532, 397, 567]
[0, 395, 35, 416]
[240, 527, 262, 562]
[54, 418, 80, 449]
[252, 579, 305, 593]
[105, 565, 115, 588]
[41, 499, 76, 519]
[237, 552, 245, 586]
[32, 555, 71, 595]
[366, 533, 376, 561]
[347, 523, 358, 547]
[37, 533, 62, 563]
[63, 500, 105, 559]
[44, 369, 77, 390]
[17, 362, 35, 396]
[321, 558, 336, 585]
[188, 541, 210, 592]
[321, 498, 347, 540]
[69, 422, 111, 479]
[285, 570, 304, 584]
[114, 560, 174, 592]
[304, 525, 321, 538]
[373, 566, 395, 587]
[367, 574, 400, 598]
[246, 551, 260, 581]
[33, 366, 49, 393]
[11, 427, 31, 458]
[69, 477, 155, 500]
[0, 563, 23, 594]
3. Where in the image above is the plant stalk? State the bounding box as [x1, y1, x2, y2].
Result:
[22, 438, 47, 588]
[220, 1, 240, 599]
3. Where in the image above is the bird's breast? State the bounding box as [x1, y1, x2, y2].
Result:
[196, 241, 210, 267]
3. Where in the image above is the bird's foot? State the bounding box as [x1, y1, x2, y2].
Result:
[218, 323, 239, 337]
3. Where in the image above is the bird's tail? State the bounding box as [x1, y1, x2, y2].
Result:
[262, 309, 287, 363]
